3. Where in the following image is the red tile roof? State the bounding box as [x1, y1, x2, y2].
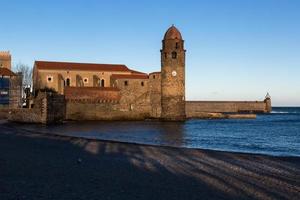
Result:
[0, 68, 16, 76]
[111, 74, 149, 80]
[130, 69, 147, 75]
[149, 71, 161, 75]
[35, 61, 131, 72]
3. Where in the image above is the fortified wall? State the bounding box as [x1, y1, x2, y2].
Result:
[186, 98, 272, 118]
[9, 92, 65, 124]
[64, 71, 162, 121]
[65, 86, 152, 121]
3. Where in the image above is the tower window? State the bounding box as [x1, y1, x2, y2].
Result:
[101, 79, 105, 87]
[141, 81, 144, 86]
[164, 53, 167, 59]
[172, 52, 177, 59]
[83, 78, 88, 83]
[124, 80, 128, 86]
[176, 43, 179, 49]
[153, 75, 156, 79]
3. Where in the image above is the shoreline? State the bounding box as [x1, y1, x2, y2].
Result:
[2, 119, 299, 158]
[1, 126, 300, 200]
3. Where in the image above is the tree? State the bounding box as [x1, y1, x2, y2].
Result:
[14, 63, 33, 88]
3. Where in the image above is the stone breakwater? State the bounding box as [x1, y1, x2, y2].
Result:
[186, 112, 256, 119]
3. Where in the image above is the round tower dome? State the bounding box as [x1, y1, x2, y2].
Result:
[163, 25, 182, 40]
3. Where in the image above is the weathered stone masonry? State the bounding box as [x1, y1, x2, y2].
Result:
[9, 92, 65, 124]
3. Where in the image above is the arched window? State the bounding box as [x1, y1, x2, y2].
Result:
[101, 79, 105, 87]
[175, 42, 179, 49]
[66, 78, 70, 86]
[141, 81, 144, 86]
[172, 52, 177, 59]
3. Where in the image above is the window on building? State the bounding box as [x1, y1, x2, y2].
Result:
[83, 78, 88, 83]
[124, 80, 128, 86]
[47, 76, 53, 82]
[141, 81, 144, 86]
[153, 75, 156, 79]
[66, 78, 70, 86]
[164, 53, 167, 59]
[101, 79, 105, 87]
[172, 52, 177, 59]
[176, 43, 179, 49]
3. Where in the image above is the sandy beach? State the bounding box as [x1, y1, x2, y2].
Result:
[0, 123, 299, 200]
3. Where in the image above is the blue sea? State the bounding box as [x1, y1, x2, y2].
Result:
[8, 107, 300, 157]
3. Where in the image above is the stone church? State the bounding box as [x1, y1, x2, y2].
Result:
[32, 26, 271, 122]
[32, 26, 187, 121]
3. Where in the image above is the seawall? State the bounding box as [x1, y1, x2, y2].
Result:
[186, 100, 271, 118]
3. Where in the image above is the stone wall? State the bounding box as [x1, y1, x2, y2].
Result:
[186, 100, 271, 118]
[66, 102, 150, 121]
[149, 72, 161, 118]
[112, 77, 151, 114]
[0, 108, 9, 119]
[65, 87, 120, 102]
[8, 92, 65, 124]
[9, 73, 22, 109]
[45, 93, 66, 123]
[65, 82, 152, 121]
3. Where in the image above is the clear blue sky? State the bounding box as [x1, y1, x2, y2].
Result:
[1, 0, 299, 106]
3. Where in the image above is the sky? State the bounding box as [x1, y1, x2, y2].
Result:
[1, 0, 300, 106]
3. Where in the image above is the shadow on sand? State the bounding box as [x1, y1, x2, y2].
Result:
[0, 124, 300, 200]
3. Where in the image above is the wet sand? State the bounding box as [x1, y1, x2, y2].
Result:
[0, 123, 299, 200]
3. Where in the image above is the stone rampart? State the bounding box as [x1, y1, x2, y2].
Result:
[65, 87, 120, 102]
[64, 86, 151, 121]
[186, 100, 271, 118]
[8, 92, 65, 124]
[66, 102, 150, 121]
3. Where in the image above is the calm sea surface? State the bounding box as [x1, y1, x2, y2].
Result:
[7, 107, 300, 157]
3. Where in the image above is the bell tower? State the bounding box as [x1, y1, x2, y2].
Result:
[161, 25, 186, 121]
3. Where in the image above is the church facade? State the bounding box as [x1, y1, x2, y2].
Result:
[32, 26, 271, 122]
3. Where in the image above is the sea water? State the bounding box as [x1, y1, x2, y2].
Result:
[8, 107, 300, 157]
